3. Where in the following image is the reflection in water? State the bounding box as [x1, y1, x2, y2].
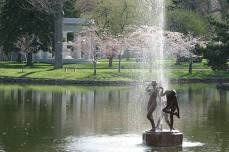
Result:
[0, 84, 228, 152]
[60, 135, 204, 152]
[61, 135, 144, 152]
[183, 141, 204, 148]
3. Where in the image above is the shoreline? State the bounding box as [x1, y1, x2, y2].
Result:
[0, 77, 229, 86]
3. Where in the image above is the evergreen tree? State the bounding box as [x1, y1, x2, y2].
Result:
[64, 0, 80, 17]
[0, 0, 53, 65]
[203, 16, 229, 70]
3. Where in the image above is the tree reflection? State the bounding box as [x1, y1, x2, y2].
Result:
[0, 84, 228, 152]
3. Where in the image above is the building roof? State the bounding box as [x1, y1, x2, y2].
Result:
[63, 18, 82, 25]
[63, 18, 94, 26]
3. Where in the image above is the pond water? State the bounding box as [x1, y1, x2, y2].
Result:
[0, 83, 228, 152]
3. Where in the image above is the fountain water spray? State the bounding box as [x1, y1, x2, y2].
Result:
[143, 0, 167, 130]
[154, 0, 167, 131]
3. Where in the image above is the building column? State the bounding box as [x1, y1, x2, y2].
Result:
[74, 33, 81, 59]
[63, 32, 68, 59]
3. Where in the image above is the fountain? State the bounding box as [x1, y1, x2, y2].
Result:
[138, 0, 183, 147]
[63, 0, 186, 146]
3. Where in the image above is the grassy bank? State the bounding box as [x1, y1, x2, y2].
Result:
[0, 60, 228, 81]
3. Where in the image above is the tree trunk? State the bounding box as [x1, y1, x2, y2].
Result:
[175, 55, 181, 65]
[17, 53, 22, 63]
[189, 57, 193, 74]
[118, 54, 121, 72]
[26, 52, 33, 66]
[93, 61, 96, 75]
[54, 9, 63, 69]
[108, 57, 113, 67]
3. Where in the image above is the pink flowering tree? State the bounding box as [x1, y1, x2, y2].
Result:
[15, 34, 40, 66]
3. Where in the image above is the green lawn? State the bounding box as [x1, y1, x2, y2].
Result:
[0, 59, 228, 81]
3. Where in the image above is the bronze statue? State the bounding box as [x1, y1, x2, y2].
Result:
[145, 81, 161, 132]
[143, 83, 183, 146]
[161, 89, 180, 131]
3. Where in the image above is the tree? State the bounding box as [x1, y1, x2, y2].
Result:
[203, 16, 229, 70]
[70, 27, 99, 75]
[76, 0, 96, 14]
[0, 0, 53, 62]
[0, 0, 25, 58]
[25, 0, 64, 69]
[167, 9, 208, 36]
[64, 0, 80, 17]
[164, 31, 199, 74]
[166, 0, 208, 36]
[0, 0, 4, 11]
[84, 0, 139, 67]
[15, 34, 40, 66]
[98, 34, 119, 67]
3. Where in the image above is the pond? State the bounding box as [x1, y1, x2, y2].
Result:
[0, 83, 228, 152]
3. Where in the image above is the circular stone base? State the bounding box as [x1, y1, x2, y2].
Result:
[143, 130, 183, 147]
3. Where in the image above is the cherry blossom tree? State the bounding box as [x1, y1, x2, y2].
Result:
[124, 26, 200, 59]
[164, 31, 200, 73]
[120, 26, 201, 73]
[71, 25, 202, 74]
[15, 34, 40, 66]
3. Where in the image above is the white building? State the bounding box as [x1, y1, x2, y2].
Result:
[34, 18, 94, 63]
[62, 18, 95, 60]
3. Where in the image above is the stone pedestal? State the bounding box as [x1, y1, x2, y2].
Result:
[143, 130, 183, 147]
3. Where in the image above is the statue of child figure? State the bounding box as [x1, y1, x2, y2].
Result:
[146, 81, 180, 132]
[160, 88, 180, 131]
[145, 81, 162, 132]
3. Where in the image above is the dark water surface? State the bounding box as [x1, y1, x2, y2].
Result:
[0, 83, 228, 152]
